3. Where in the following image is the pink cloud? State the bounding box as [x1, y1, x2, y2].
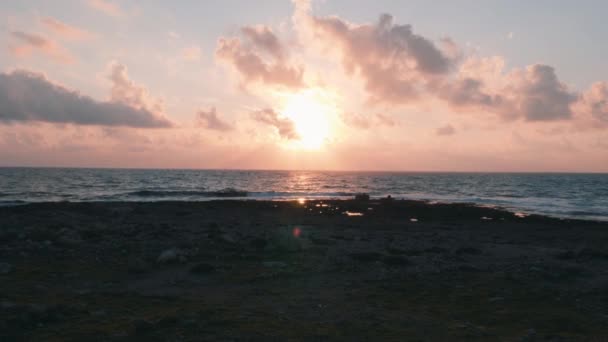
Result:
[197, 107, 234, 131]
[108, 62, 165, 115]
[250, 108, 299, 139]
[9, 31, 76, 64]
[0, 69, 171, 128]
[87, 0, 124, 17]
[295, 2, 601, 127]
[216, 26, 304, 89]
[40, 17, 93, 41]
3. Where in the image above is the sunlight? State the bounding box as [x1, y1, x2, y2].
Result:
[280, 89, 334, 150]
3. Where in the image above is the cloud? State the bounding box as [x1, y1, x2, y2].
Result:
[436, 124, 456, 136]
[298, 5, 455, 104]
[241, 25, 285, 60]
[9, 31, 75, 63]
[40, 17, 93, 40]
[87, 0, 124, 17]
[250, 108, 299, 139]
[216, 26, 304, 89]
[197, 107, 233, 131]
[294, 2, 592, 125]
[342, 112, 397, 129]
[181, 46, 202, 61]
[0, 70, 171, 128]
[108, 62, 165, 114]
[512, 64, 577, 121]
[577, 82, 608, 126]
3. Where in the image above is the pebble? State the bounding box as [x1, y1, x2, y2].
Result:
[0, 262, 13, 274]
[157, 248, 187, 264]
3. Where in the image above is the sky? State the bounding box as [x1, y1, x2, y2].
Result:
[0, 0, 607, 172]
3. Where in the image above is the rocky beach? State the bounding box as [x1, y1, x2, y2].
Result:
[1, 199, 608, 341]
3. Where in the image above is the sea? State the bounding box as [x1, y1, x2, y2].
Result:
[0, 168, 607, 221]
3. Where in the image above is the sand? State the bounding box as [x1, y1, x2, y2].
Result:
[1, 199, 607, 340]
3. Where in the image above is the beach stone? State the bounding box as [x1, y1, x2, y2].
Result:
[349, 252, 382, 262]
[127, 257, 151, 274]
[0, 262, 13, 274]
[354, 193, 370, 201]
[382, 255, 409, 267]
[263, 261, 287, 268]
[189, 263, 216, 274]
[157, 248, 187, 264]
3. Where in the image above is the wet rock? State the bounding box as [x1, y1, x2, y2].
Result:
[189, 263, 216, 274]
[354, 193, 370, 201]
[220, 233, 236, 244]
[349, 252, 382, 262]
[250, 237, 267, 250]
[554, 250, 576, 260]
[127, 257, 151, 274]
[520, 328, 537, 342]
[157, 248, 187, 264]
[455, 247, 482, 255]
[458, 265, 481, 272]
[382, 255, 409, 267]
[263, 261, 287, 268]
[56, 228, 83, 247]
[0, 262, 13, 274]
[425, 246, 448, 254]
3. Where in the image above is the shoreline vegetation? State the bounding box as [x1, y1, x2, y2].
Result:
[1, 199, 608, 340]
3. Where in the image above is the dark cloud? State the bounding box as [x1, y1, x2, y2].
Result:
[0, 70, 171, 128]
[216, 26, 304, 89]
[436, 124, 456, 136]
[438, 78, 503, 108]
[250, 108, 298, 139]
[197, 107, 233, 131]
[516, 65, 577, 121]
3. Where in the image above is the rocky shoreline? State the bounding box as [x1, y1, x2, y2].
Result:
[1, 200, 608, 340]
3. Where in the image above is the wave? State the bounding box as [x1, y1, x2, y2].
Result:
[119, 189, 359, 199]
[0, 200, 26, 207]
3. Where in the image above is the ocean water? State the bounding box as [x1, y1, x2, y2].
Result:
[0, 168, 607, 221]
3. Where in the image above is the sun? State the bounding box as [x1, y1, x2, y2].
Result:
[280, 89, 334, 150]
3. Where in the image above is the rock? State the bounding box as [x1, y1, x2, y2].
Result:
[0, 262, 13, 274]
[455, 247, 482, 255]
[354, 193, 370, 201]
[157, 248, 187, 264]
[127, 257, 151, 274]
[189, 263, 216, 274]
[263, 261, 287, 268]
[250, 237, 267, 250]
[488, 296, 504, 303]
[382, 255, 409, 267]
[220, 233, 236, 244]
[520, 328, 537, 342]
[349, 252, 382, 262]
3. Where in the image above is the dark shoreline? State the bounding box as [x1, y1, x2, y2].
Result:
[2, 198, 607, 224]
[1, 199, 608, 340]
